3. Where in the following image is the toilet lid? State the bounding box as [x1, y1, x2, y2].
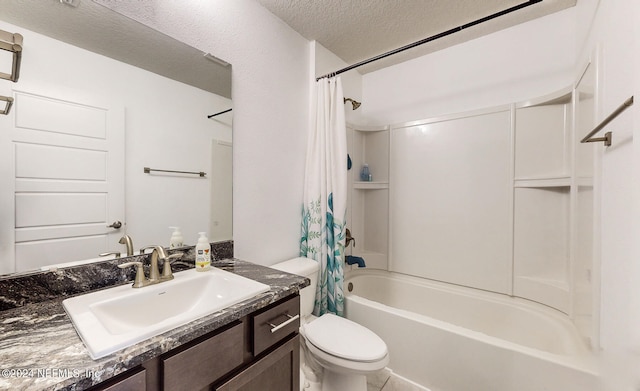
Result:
[303, 313, 387, 362]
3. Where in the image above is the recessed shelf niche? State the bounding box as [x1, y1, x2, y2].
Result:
[346, 124, 389, 270]
[513, 88, 573, 312]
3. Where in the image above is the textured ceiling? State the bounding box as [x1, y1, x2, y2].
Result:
[1, 0, 576, 92]
[0, 0, 231, 98]
[255, 0, 576, 74]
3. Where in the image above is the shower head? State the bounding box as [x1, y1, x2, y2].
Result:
[344, 97, 361, 110]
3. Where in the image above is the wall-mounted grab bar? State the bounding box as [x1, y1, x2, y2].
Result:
[0, 96, 13, 115]
[0, 29, 23, 82]
[144, 167, 206, 177]
[581, 96, 634, 146]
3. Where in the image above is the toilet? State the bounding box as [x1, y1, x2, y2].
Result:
[271, 257, 389, 391]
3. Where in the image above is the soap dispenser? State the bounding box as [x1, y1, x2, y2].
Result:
[195, 232, 211, 271]
[169, 227, 184, 249]
[360, 163, 370, 181]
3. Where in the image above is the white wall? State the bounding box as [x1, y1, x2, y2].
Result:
[313, 41, 364, 125]
[362, 8, 577, 125]
[0, 20, 231, 259]
[91, 0, 311, 265]
[575, 0, 640, 388]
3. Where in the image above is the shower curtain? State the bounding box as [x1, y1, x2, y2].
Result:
[300, 77, 348, 317]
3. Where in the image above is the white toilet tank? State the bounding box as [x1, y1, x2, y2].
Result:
[270, 257, 319, 318]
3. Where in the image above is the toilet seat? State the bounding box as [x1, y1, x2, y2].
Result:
[303, 313, 388, 363]
[303, 336, 389, 375]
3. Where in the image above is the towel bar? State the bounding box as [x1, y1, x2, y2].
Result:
[144, 167, 206, 177]
[580, 96, 634, 146]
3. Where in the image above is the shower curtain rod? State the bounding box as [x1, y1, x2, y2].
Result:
[316, 0, 542, 81]
[208, 108, 232, 118]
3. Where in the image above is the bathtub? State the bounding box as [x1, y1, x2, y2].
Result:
[344, 269, 599, 391]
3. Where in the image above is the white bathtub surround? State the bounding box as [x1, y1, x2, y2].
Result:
[345, 270, 598, 391]
[300, 77, 348, 316]
[390, 107, 512, 295]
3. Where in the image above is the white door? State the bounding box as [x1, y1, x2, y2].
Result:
[210, 139, 232, 241]
[0, 88, 124, 273]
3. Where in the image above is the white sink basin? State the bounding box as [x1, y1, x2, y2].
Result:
[63, 267, 270, 359]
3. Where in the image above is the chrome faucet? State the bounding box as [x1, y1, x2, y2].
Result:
[119, 235, 134, 256]
[119, 246, 183, 288]
[117, 261, 147, 288]
[139, 245, 166, 282]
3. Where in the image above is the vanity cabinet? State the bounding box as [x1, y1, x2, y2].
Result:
[90, 367, 146, 391]
[252, 294, 300, 355]
[161, 322, 244, 390]
[88, 295, 300, 391]
[216, 335, 299, 391]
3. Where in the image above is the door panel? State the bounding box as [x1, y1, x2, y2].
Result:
[15, 92, 107, 138]
[15, 143, 107, 180]
[16, 236, 108, 271]
[2, 89, 125, 273]
[15, 193, 107, 227]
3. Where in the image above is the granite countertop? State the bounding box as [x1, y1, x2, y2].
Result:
[0, 258, 308, 391]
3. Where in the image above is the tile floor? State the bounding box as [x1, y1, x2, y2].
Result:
[367, 368, 430, 391]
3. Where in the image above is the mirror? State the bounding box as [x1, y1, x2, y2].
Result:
[0, 0, 232, 275]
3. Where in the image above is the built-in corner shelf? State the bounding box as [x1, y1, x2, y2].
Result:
[353, 181, 389, 190]
[576, 177, 594, 187]
[513, 87, 573, 314]
[346, 123, 390, 271]
[514, 176, 571, 188]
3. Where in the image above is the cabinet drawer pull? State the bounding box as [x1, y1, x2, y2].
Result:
[267, 314, 300, 333]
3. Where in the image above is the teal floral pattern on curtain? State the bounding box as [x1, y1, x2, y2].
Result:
[300, 77, 347, 317]
[301, 194, 346, 315]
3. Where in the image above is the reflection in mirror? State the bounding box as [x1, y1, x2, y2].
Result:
[0, 0, 232, 275]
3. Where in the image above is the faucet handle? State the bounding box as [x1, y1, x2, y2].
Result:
[160, 252, 184, 280]
[345, 228, 356, 248]
[118, 261, 146, 288]
[99, 251, 121, 258]
[139, 245, 157, 255]
[167, 252, 184, 261]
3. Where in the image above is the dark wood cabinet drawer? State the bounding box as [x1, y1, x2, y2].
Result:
[252, 295, 300, 356]
[215, 335, 299, 391]
[162, 322, 244, 390]
[90, 367, 145, 391]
